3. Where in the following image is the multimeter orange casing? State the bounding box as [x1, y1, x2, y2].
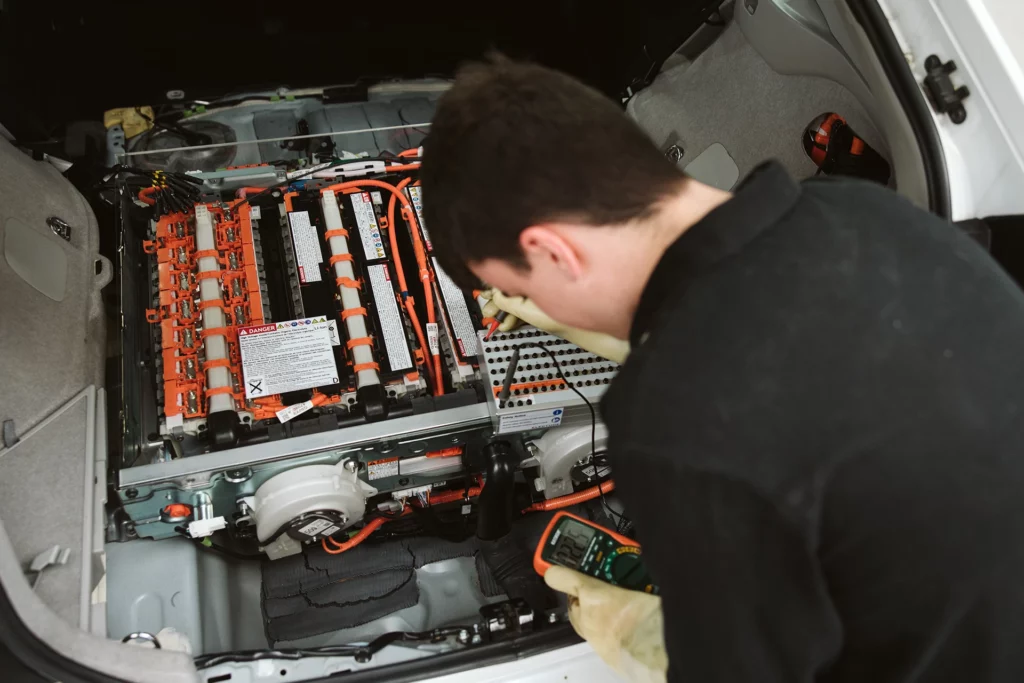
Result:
[533, 510, 656, 593]
[533, 510, 638, 576]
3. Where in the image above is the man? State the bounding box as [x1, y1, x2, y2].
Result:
[421, 56, 1024, 683]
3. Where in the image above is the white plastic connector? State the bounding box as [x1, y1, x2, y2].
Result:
[311, 160, 388, 179]
[187, 516, 227, 538]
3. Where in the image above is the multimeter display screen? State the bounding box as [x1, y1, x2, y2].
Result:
[551, 519, 597, 569]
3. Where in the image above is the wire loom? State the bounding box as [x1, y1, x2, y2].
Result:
[195, 626, 473, 669]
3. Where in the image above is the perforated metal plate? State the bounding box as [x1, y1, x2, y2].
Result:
[477, 328, 619, 433]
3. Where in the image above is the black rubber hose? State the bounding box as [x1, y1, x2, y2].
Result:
[475, 441, 519, 541]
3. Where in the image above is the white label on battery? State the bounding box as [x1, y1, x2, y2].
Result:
[276, 399, 314, 423]
[406, 185, 432, 251]
[367, 264, 413, 371]
[351, 192, 386, 261]
[288, 211, 323, 283]
[286, 160, 334, 179]
[250, 205, 261, 220]
[426, 323, 439, 355]
[367, 457, 400, 481]
[326, 319, 341, 346]
[433, 257, 479, 357]
[297, 518, 333, 537]
[498, 407, 565, 434]
[321, 525, 340, 538]
[371, 191, 383, 205]
[238, 317, 339, 398]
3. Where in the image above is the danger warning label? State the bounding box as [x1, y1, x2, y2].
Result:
[288, 211, 324, 283]
[433, 258, 479, 358]
[238, 317, 339, 398]
[351, 192, 387, 261]
[406, 186, 432, 252]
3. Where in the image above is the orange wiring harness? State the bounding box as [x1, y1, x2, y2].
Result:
[321, 174, 445, 396]
[138, 186, 158, 205]
[522, 480, 616, 512]
[320, 479, 616, 554]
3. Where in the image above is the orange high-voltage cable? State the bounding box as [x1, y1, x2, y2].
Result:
[321, 177, 444, 396]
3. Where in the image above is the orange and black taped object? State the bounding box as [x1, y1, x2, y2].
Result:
[804, 112, 891, 185]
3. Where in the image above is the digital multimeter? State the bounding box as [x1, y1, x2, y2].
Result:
[533, 511, 658, 594]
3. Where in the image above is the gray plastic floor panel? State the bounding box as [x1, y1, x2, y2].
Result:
[106, 539, 504, 655]
[628, 22, 884, 182]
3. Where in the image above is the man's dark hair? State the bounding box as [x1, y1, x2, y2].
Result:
[421, 56, 687, 290]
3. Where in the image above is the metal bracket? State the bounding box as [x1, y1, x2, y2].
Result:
[923, 55, 970, 124]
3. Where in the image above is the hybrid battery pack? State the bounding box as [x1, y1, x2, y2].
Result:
[131, 161, 495, 461]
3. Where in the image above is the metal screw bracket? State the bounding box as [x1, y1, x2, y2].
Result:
[47, 216, 72, 242]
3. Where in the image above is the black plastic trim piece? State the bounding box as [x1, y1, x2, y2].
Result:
[847, 0, 952, 219]
[322, 623, 582, 683]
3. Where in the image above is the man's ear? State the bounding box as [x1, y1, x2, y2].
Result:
[519, 225, 584, 280]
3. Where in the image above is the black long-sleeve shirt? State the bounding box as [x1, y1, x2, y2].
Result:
[601, 162, 1024, 683]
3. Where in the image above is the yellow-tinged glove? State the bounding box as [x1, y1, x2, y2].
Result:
[102, 106, 155, 139]
[544, 566, 668, 683]
[479, 289, 630, 364]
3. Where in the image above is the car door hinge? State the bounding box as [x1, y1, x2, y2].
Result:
[923, 55, 970, 124]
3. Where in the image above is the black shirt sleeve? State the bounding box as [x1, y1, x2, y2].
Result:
[617, 447, 843, 683]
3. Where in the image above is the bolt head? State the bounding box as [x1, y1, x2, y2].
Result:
[548, 612, 558, 623]
[457, 629, 470, 643]
[344, 460, 357, 472]
[125, 488, 139, 499]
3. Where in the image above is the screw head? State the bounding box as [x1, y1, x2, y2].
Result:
[224, 468, 252, 483]
[125, 488, 139, 499]
[457, 629, 470, 644]
[548, 612, 558, 624]
[344, 460, 358, 473]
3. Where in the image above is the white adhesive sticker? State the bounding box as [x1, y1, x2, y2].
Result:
[322, 525, 340, 538]
[297, 518, 333, 537]
[433, 258, 479, 357]
[250, 205, 261, 220]
[351, 192, 386, 261]
[238, 318, 339, 398]
[288, 211, 323, 283]
[367, 264, 413, 371]
[286, 160, 334, 179]
[426, 323, 439, 355]
[371, 191, 383, 205]
[367, 457, 399, 481]
[326, 319, 340, 346]
[276, 399, 314, 423]
[498, 407, 565, 434]
[406, 185, 432, 251]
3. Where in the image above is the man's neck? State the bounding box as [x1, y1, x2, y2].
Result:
[608, 180, 732, 339]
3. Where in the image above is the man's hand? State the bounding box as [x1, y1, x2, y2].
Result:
[544, 566, 668, 683]
[478, 289, 631, 364]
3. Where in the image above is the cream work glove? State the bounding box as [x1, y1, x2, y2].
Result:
[479, 289, 631, 364]
[544, 566, 668, 683]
